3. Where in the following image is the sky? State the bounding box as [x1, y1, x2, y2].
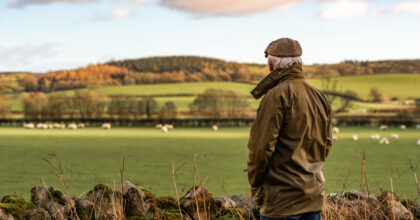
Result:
[0, 0, 419, 72]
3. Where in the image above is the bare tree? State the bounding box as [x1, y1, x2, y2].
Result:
[321, 78, 355, 114]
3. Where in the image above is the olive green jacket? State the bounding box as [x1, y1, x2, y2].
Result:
[247, 64, 332, 218]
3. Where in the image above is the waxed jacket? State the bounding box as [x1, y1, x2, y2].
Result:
[247, 63, 332, 218]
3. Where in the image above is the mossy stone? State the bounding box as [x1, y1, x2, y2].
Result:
[156, 196, 178, 209]
[0, 195, 37, 219]
[50, 189, 66, 205]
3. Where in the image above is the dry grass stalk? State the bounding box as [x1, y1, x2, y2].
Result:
[40, 178, 65, 219]
[172, 161, 184, 219]
[408, 160, 420, 200]
[120, 156, 125, 220]
[189, 152, 205, 220]
[42, 157, 80, 220]
[390, 166, 395, 220]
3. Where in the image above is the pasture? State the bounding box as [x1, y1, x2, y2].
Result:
[0, 126, 419, 200]
[6, 74, 417, 112]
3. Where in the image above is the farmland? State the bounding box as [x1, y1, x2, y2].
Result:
[0, 126, 419, 200]
[3, 74, 419, 113]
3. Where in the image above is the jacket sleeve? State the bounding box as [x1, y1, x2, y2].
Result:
[247, 89, 285, 188]
[325, 105, 333, 157]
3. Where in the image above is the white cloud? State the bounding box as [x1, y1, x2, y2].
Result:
[160, 0, 304, 17]
[391, 0, 420, 16]
[0, 44, 57, 66]
[106, 5, 138, 19]
[318, 0, 369, 20]
[9, 0, 98, 7]
[99, 0, 146, 19]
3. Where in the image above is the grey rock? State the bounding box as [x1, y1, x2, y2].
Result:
[74, 198, 93, 220]
[124, 186, 149, 217]
[229, 195, 257, 219]
[230, 195, 256, 211]
[24, 208, 50, 220]
[31, 186, 53, 208]
[215, 196, 237, 208]
[391, 200, 413, 219]
[0, 209, 16, 220]
[86, 184, 123, 219]
[30, 186, 72, 218]
[182, 186, 213, 208]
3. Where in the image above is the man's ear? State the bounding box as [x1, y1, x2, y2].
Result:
[268, 59, 273, 72]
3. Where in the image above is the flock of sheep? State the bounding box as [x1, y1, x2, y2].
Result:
[23, 123, 111, 130]
[154, 123, 219, 133]
[23, 122, 219, 133]
[332, 124, 420, 146]
[21, 122, 420, 145]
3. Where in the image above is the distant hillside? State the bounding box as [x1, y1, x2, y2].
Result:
[4, 56, 420, 93]
[303, 59, 420, 78]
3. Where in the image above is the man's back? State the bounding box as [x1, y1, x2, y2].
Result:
[247, 64, 332, 218]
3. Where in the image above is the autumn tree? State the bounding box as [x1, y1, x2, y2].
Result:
[22, 92, 48, 120]
[143, 97, 159, 119]
[19, 75, 39, 92]
[189, 89, 250, 117]
[74, 91, 108, 119]
[0, 95, 10, 119]
[159, 101, 177, 119]
[47, 93, 69, 119]
[108, 96, 137, 119]
[370, 87, 389, 103]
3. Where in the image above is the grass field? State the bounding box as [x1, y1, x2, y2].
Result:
[4, 74, 419, 112]
[65, 74, 420, 100]
[308, 74, 420, 99]
[0, 127, 419, 200]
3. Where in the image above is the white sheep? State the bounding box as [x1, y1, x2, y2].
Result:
[23, 123, 34, 129]
[417, 139, 420, 146]
[212, 125, 218, 131]
[53, 123, 65, 129]
[36, 123, 48, 129]
[155, 124, 163, 129]
[380, 138, 390, 145]
[102, 123, 111, 130]
[165, 124, 174, 130]
[332, 136, 338, 141]
[47, 124, 53, 129]
[370, 134, 380, 140]
[68, 123, 78, 130]
[161, 126, 168, 133]
[390, 133, 399, 139]
[400, 125, 406, 131]
[77, 123, 85, 128]
[333, 127, 340, 134]
[380, 125, 388, 131]
[416, 124, 420, 129]
[350, 135, 358, 141]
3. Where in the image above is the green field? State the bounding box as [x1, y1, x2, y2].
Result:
[308, 74, 420, 99]
[72, 74, 420, 100]
[4, 74, 419, 112]
[0, 127, 419, 200]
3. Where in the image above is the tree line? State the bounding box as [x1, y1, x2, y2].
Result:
[0, 89, 251, 120]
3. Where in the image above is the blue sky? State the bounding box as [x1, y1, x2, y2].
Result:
[0, 0, 419, 72]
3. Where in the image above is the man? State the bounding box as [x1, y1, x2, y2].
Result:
[247, 38, 332, 220]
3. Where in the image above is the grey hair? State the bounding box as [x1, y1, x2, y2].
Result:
[268, 55, 302, 69]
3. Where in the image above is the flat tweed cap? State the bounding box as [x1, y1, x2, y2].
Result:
[264, 38, 302, 58]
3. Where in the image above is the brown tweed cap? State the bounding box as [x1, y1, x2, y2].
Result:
[264, 38, 302, 58]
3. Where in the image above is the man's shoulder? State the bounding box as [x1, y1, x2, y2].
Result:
[269, 80, 292, 94]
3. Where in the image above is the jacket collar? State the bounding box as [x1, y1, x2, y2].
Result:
[251, 63, 304, 99]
